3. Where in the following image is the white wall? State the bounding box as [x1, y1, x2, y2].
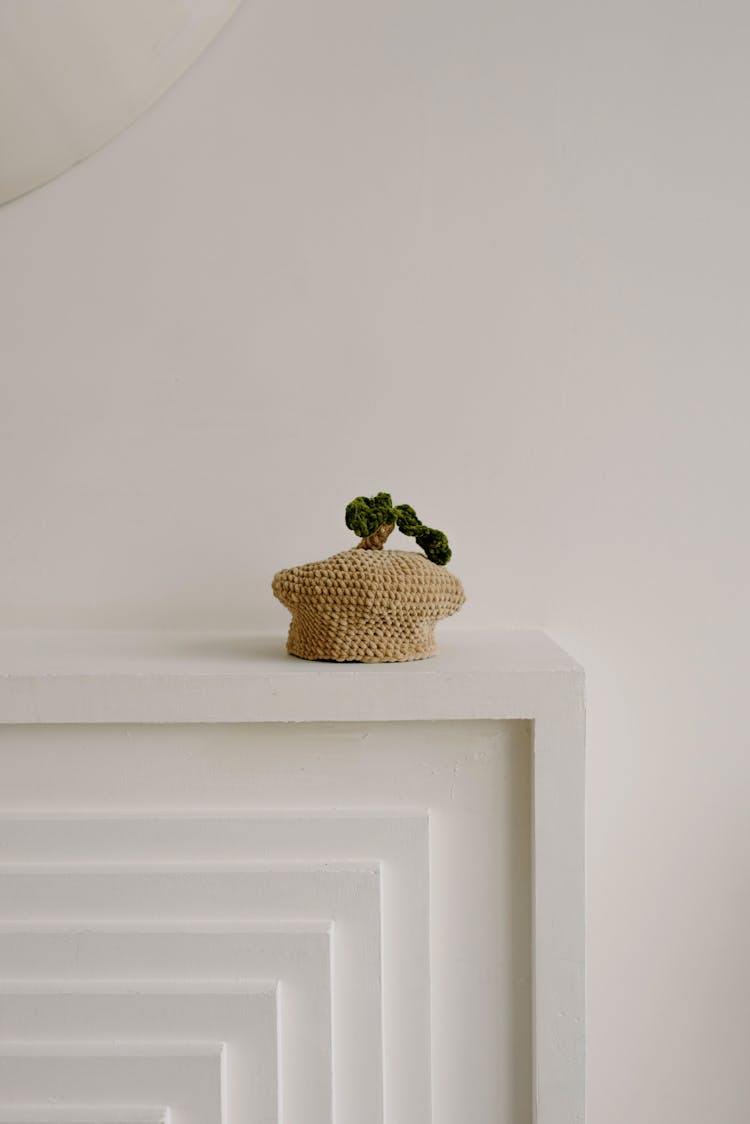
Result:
[1, 1, 748, 1120]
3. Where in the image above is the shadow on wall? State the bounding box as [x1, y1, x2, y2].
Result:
[90, 574, 288, 633]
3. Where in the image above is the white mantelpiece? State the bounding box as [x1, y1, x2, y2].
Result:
[0, 629, 580, 726]
[0, 630, 584, 1124]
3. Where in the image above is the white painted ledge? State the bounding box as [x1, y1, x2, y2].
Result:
[0, 630, 583, 725]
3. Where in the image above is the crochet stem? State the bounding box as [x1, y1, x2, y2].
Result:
[357, 522, 395, 550]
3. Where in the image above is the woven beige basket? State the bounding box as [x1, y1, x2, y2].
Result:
[272, 495, 465, 663]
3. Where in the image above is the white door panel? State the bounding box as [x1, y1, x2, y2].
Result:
[0, 719, 531, 1124]
[0, 1108, 167, 1123]
[0, 863, 382, 1123]
[0, 1044, 223, 1124]
[0, 812, 432, 1122]
[0, 989, 275, 1124]
[0, 929, 329, 1124]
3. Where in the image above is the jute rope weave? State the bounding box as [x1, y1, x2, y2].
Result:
[273, 522, 465, 663]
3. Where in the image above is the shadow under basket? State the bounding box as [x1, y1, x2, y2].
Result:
[272, 547, 465, 663]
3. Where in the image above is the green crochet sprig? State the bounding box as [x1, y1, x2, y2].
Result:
[345, 492, 452, 566]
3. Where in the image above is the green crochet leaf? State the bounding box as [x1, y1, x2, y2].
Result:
[345, 492, 396, 538]
[345, 493, 452, 565]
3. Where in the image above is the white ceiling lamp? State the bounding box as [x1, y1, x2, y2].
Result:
[0, 0, 241, 205]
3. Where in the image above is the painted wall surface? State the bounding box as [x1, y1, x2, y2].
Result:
[1, 1, 748, 1120]
[0, 0, 240, 204]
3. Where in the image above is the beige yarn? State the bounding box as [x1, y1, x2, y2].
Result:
[273, 544, 465, 663]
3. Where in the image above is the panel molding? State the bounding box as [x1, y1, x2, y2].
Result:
[0, 630, 585, 1124]
[0, 1110, 169, 1124]
[0, 1042, 224, 1123]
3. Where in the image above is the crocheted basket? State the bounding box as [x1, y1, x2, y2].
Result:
[272, 493, 465, 663]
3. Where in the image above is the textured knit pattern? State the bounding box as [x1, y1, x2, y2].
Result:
[272, 548, 466, 663]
